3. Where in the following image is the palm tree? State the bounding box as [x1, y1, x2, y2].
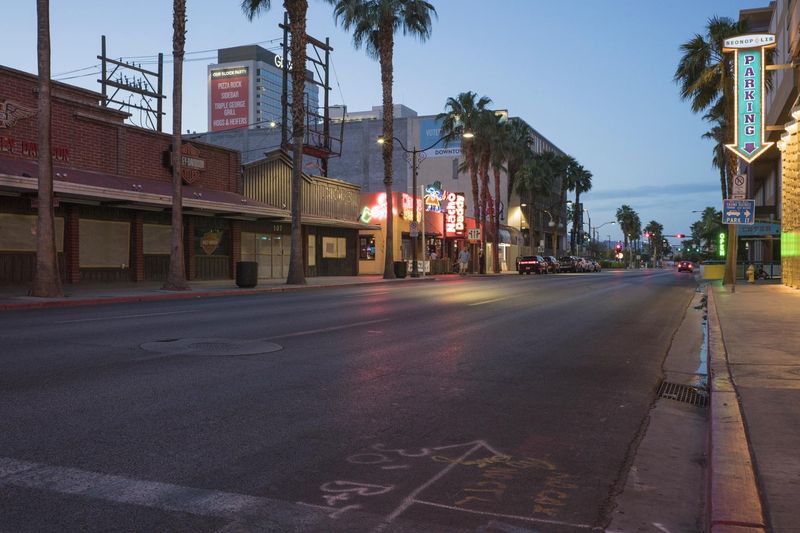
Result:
[691, 207, 723, 252]
[488, 113, 509, 273]
[570, 164, 592, 255]
[616, 204, 636, 267]
[473, 109, 497, 267]
[163, 0, 190, 291]
[552, 153, 575, 255]
[331, 0, 437, 279]
[243, 0, 310, 285]
[504, 118, 532, 203]
[675, 15, 748, 284]
[516, 153, 556, 253]
[31, 0, 63, 297]
[644, 220, 664, 264]
[438, 91, 491, 241]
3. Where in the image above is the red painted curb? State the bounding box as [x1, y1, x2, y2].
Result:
[706, 287, 766, 532]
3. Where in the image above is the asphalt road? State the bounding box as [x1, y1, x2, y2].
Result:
[0, 269, 696, 533]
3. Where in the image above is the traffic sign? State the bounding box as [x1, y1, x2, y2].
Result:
[409, 221, 419, 238]
[467, 228, 481, 242]
[723, 199, 755, 225]
[732, 174, 746, 199]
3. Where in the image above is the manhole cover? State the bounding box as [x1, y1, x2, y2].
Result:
[657, 381, 708, 407]
[140, 337, 282, 356]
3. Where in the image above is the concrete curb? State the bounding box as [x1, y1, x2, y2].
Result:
[706, 287, 766, 532]
[0, 276, 439, 312]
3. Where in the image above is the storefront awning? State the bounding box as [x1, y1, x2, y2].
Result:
[0, 158, 374, 229]
[500, 226, 524, 245]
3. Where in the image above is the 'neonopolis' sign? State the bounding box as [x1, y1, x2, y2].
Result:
[723, 34, 776, 163]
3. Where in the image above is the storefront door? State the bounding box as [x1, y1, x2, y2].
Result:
[244, 232, 291, 279]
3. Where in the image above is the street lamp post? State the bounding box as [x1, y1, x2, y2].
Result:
[542, 209, 562, 256]
[378, 130, 473, 277]
[593, 221, 616, 258]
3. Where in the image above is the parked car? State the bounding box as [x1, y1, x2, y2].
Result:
[542, 256, 560, 273]
[677, 261, 694, 273]
[576, 257, 592, 272]
[586, 259, 601, 272]
[518, 255, 546, 275]
[558, 256, 579, 272]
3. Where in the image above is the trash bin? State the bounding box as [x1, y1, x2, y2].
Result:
[236, 261, 258, 288]
[393, 261, 407, 278]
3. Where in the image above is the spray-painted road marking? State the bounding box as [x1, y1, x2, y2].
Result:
[412, 500, 592, 529]
[264, 319, 390, 340]
[370, 440, 506, 532]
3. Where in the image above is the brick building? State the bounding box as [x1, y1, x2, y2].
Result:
[0, 65, 365, 285]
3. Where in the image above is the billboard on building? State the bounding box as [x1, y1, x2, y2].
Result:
[209, 66, 249, 132]
[419, 118, 460, 158]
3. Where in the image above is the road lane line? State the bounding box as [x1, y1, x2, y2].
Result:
[412, 500, 593, 529]
[55, 309, 201, 324]
[264, 318, 390, 340]
[468, 297, 512, 306]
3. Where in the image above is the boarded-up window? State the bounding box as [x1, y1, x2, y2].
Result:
[79, 219, 130, 267]
[308, 235, 316, 266]
[0, 214, 64, 252]
[143, 224, 171, 254]
[322, 236, 347, 259]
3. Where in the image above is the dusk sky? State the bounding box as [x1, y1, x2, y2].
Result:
[4, 0, 770, 244]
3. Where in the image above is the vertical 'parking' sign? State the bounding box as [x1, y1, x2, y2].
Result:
[723, 34, 776, 163]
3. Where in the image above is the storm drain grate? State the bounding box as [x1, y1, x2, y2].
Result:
[657, 381, 708, 407]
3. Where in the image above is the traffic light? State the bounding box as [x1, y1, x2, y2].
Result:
[675, 233, 685, 239]
[615, 243, 622, 253]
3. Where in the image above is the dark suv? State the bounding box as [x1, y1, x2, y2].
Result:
[517, 255, 545, 274]
[558, 256, 579, 273]
[542, 256, 560, 273]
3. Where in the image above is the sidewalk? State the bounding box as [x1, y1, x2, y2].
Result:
[707, 282, 800, 533]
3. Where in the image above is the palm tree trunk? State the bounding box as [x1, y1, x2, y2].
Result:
[493, 167, 501, 273]
[31, 0, 63, 298]
[286, 0, 309, 285]
[163, 0, 189, 291]
[380, 26, 396, 279]
[527, 191, 535, 254]
[479, 153, 489, 272]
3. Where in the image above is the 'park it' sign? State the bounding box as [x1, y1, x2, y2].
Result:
[723, 34, 776, 163]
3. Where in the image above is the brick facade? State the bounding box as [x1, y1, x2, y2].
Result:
[0, 65, 240, 194]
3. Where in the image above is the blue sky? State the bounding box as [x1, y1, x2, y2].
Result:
[3, 0, 769, 243]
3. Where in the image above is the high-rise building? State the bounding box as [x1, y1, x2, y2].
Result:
[207, 45, 319, 132]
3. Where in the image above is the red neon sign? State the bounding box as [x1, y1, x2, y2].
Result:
[445, 192, 466, 237]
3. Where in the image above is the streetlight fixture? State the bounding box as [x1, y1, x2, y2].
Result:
[377, 130, 473, 277]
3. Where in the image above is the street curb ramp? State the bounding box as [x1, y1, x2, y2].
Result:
[706, 287, 766, 532]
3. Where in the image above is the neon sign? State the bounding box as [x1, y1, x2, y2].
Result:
[723, 34, 776, 163]
[424, 184, 446, 212]
[445, 192, 466, 237]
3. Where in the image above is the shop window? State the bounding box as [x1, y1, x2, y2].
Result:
[308, 235, 316, 266]
[322, 236, 347, 259]
[0, 214, 64, 252]
[359, 235, 376, 260]
[79, 219, 130, 267]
